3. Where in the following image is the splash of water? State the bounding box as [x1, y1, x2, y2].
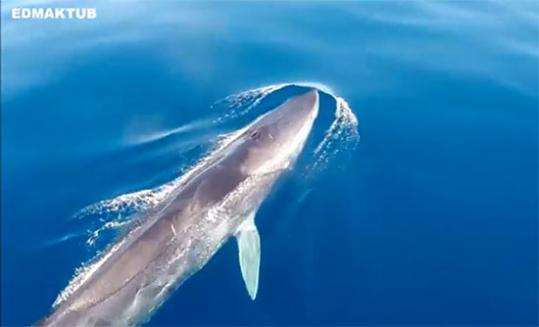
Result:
[311, 96, 360, 172]
[212, 83, 287, 123]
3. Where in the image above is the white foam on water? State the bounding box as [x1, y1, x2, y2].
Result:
[212, 83, 287, 123]
[311, 96, 360, 172]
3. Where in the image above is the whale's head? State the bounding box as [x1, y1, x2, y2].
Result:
[240, 90, 319, 175]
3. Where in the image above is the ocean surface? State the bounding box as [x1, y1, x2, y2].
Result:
[1, 1, 538, 326]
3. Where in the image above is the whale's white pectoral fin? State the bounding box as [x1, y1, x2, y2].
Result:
[235, 214, 260, 300]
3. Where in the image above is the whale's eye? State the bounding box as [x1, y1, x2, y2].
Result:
[250, 130, 261, 140]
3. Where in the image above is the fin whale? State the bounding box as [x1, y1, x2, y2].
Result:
[38, 90, 319, 326]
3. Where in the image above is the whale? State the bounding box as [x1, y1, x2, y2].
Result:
[38, 90, 320, 326]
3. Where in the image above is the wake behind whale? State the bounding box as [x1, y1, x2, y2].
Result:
[40, 84, 359, 326]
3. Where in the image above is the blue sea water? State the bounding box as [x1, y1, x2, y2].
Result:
[1, 1, 538, 326]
